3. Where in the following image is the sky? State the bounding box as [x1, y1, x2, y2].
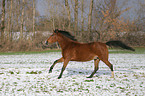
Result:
[36, 0, 144, 21]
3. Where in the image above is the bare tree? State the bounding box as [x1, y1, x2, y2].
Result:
[136, 0, 145, 31]
[33, 0, 36, 38]
[1, 0, 6, 42]
[7, 0, 13, 41]
[65, 0, 71, 30]
[14, 0, 21, 32]
[74, 0, 78, 35]
[88, 0, 94, 41]
[20, 0, 25, 41]
[81, 0, 84, 31]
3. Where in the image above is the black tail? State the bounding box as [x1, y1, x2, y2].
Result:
[106, 40, 135, 51]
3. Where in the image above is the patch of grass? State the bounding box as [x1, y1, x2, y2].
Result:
[17, 78, 20, 80]
[16, 71, 20, 74]
[35, 91, 40, 93]
[0, 73, 4, 75]
[96, 86, 101, 89]
[0, 49, 61, 55]
[13, 82, 18, 85]
[57, 90, 63, 93]
[26, 71, 42, 74]
[0, 47, 144, 55]
[110, 83, 116, 87]
[17, 89, 24, 91]
[117, 87, 125, 89]
[73, 82, 79, 85]
[8, 71, 14, 74]
[84, 79, 94, 82]
[122, 79, 130, 81]
[103, 88, 109, 90]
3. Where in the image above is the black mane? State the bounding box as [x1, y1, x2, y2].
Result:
[54, 29, 77, 41]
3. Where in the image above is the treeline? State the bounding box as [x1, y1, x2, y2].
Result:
[0, 0, 145, 52]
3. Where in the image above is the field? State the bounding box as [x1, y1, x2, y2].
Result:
[0, 50, 145, 96]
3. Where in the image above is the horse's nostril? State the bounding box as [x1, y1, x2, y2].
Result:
[45, 41, 48, 45]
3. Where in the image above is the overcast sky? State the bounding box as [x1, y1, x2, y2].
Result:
[36, 0, 144, 21]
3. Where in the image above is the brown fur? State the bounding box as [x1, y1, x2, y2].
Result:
[46, 30, 114, 79]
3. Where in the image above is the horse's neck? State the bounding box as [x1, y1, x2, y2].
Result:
[57, 35, 72, 49]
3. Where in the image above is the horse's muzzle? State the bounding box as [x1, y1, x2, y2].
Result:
[45, 41, 48, 45]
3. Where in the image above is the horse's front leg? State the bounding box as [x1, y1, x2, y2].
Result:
[58, 58, 70, 79]
[49, 57, 64, 73]
[87, 59, 100, 78]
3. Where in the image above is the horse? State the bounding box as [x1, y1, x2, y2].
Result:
[45, 29, 135, 79]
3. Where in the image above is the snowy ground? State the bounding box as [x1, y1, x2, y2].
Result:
[0, 52, 145, 96]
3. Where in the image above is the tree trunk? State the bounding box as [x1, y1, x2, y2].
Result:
[74, 0, 78, 35]
[16, 0, 21, 32]
[81, 0, 84, 31]
[33, 0, 36, 38]
[88, 0, 94, 41]
[20, 0, 25, 41]
[1, 0, 6, 42]
[8, 0, 13, 41]
[65, 0, 71, 30]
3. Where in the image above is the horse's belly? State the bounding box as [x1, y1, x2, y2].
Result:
[70, 54, 97, 62]
[69, 44, 98, 61]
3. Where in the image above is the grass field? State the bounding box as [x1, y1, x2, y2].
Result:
[0, 47, 144, 55]
[0, 48, 145, 95]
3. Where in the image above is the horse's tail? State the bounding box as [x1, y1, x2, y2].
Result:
[106, 40, 135, 51]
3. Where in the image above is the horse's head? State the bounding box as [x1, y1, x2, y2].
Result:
[45, 29, 58, 45]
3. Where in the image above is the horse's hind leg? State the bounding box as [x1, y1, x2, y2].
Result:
[49, 57, 64, 73]
[87, 59, 100, 78]
[102, 60, 114, 78]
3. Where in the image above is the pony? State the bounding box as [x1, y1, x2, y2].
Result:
[45, 29, 135, 79]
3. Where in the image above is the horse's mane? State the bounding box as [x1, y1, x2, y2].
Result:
[54, 29, 77, 41]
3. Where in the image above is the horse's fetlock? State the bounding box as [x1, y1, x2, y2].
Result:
[111, 64, 113, 71]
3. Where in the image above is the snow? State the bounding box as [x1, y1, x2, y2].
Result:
[0, 52, 145, 96]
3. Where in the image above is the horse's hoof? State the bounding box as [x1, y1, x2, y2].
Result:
[49, 67, 53, 73]
[87, 76, 93, 78]
[58, 76, 61, 79]
[49, 70, 52, 73]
